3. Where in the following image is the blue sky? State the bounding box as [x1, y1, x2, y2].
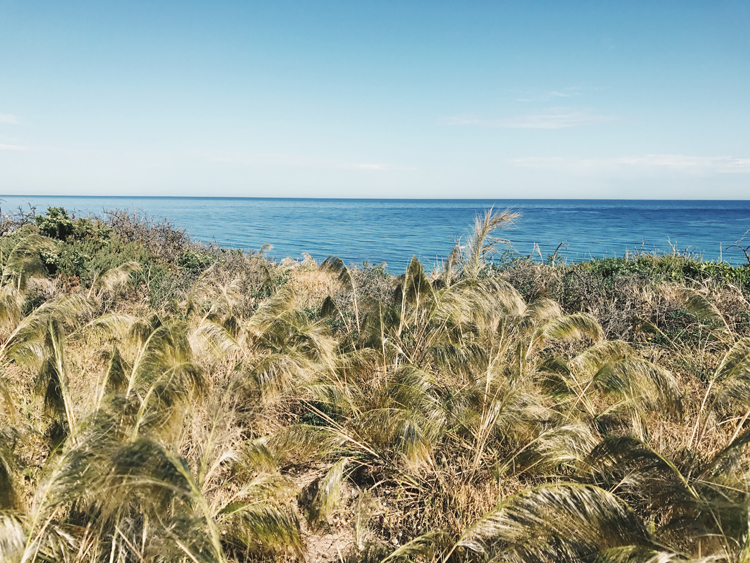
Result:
[1, 1, 749, 198]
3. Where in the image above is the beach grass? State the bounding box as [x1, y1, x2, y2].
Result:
[1, 205, 749, 562]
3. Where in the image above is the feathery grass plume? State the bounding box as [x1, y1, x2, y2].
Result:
[241, 290, 336, 401]
[543, 340, 636, 416]
[88, 260, 141, 299]
[187, 261, 248, 320]
[37, 431, 224, 563]
[436, 277, 525, 338]
[583, 436, 697, 509]
[398, 257, 436, 326]
[108, 319, 207, 441]
[593, 546, 687, 563]
[354, 407, 440, 469]
[245, 352, 319, 400]
[0, 512, 25, 562]
[0, 234, 56, 291]
[516, 422, 599, 473]
[381, 530, 454, 562]
[682, 288, 732, 338]
[714, 337, 750, 385]
[693, 337, 750, 446]
[570, 340, 635, 378]
[522, 296, 563, 325]
[2, 293, 94, 368]
[334, 347, 382, 385]
[321, 256, 361, 331]
[582, 435, 750, 557]
[537, 356, 578, 399]
[460, 207, 519, 279]
[100, 344, 130, 399]
[431, 341, 486, 380]
[593, 358, 683, 416]
[0, 285, 23, 333]
[447, 371, 545, 470]
[307, 457, 350, 528]
[440, 244, 462, 288]
[633, 316, 674, 348]
[80, 312, 139, 341]
[126, 319, 198, 393]
[333, 365, 445, 468]
[178, 399, 302, 559]
[713, 337, 750, 414]
[244, 286, 298, 337]
[208, 439, 302, 560]
[33, 318, 76, 432]
[319, 294, 340, 319]
[353, 490, 380, 553]
[237, 438, 278, 476]
[543, 312, 605, 343]
[268, 424, 344, 468]
[0, 432, 19, 510]
[217, 500, 303, 559]
[456, 483, 654, 562]
[131, 361, 205, 441]
[358, 300, 400, 358]
[698, 427, 750, 479]
[191, 318, 240, 361]
[0, 374, 17, 424]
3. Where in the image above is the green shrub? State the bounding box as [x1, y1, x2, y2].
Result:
[34, 207, 112, 243]
[178, 249, 215, 275]
[35, 207, 74, 240]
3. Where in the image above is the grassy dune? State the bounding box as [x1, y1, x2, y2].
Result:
[1, 206, 750, 562]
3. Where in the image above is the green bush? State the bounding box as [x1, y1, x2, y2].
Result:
[35, 207, 74, 240]
[34, 207, 112, 242]
[178, 249, 215, 275]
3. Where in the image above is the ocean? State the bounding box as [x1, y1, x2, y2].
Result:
[2, 196, 749, 272]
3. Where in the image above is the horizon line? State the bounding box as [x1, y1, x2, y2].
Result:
[2, 195, 750, 202]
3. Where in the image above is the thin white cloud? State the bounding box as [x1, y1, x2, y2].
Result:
[515, 87, 581, 102]
[200, 151, 390, 171]
[351, 163, 386, 170]
[0, 144, 27, 151]
[444, 109, 615, 129]
[509, 154, 750, 175]
[0, 114, 20, 125]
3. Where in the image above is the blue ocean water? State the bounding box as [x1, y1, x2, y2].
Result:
[2, 196, 749, 272]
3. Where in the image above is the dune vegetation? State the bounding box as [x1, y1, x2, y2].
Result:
[1, 205, 750, 563]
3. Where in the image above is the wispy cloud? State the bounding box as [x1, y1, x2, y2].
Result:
[347, 163, 386, 170]
[0, 143, 27, 151]
[0, 114, 20, 125]
[515, 88, 580, 102]
[509, 154, 750, 174]
[444, 108, 616, 129]
[201, 151, 390, 171]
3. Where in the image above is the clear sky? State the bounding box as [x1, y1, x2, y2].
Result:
[1, 1, 749, 199]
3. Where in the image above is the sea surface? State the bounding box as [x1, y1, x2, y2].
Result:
[2, 196, 749, 272]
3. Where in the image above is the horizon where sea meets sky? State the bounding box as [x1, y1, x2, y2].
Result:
[1, 1, 749, 199]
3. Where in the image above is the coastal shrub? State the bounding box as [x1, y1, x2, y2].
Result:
[34, 206, 112, 242]
[0, 204, 36, 235]
[104, 208, 190, 263]
[34, 206, 74, 239]
[178, 248, 215, 275]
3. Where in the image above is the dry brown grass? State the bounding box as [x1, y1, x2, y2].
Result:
[288, 267, 343, 311]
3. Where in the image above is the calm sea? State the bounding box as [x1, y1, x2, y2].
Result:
[2, 196, 749, 272]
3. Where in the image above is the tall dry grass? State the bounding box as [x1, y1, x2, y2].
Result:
[0, 207, 749, 562]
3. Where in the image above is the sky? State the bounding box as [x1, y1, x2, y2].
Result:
[1, 0, 749, 199]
